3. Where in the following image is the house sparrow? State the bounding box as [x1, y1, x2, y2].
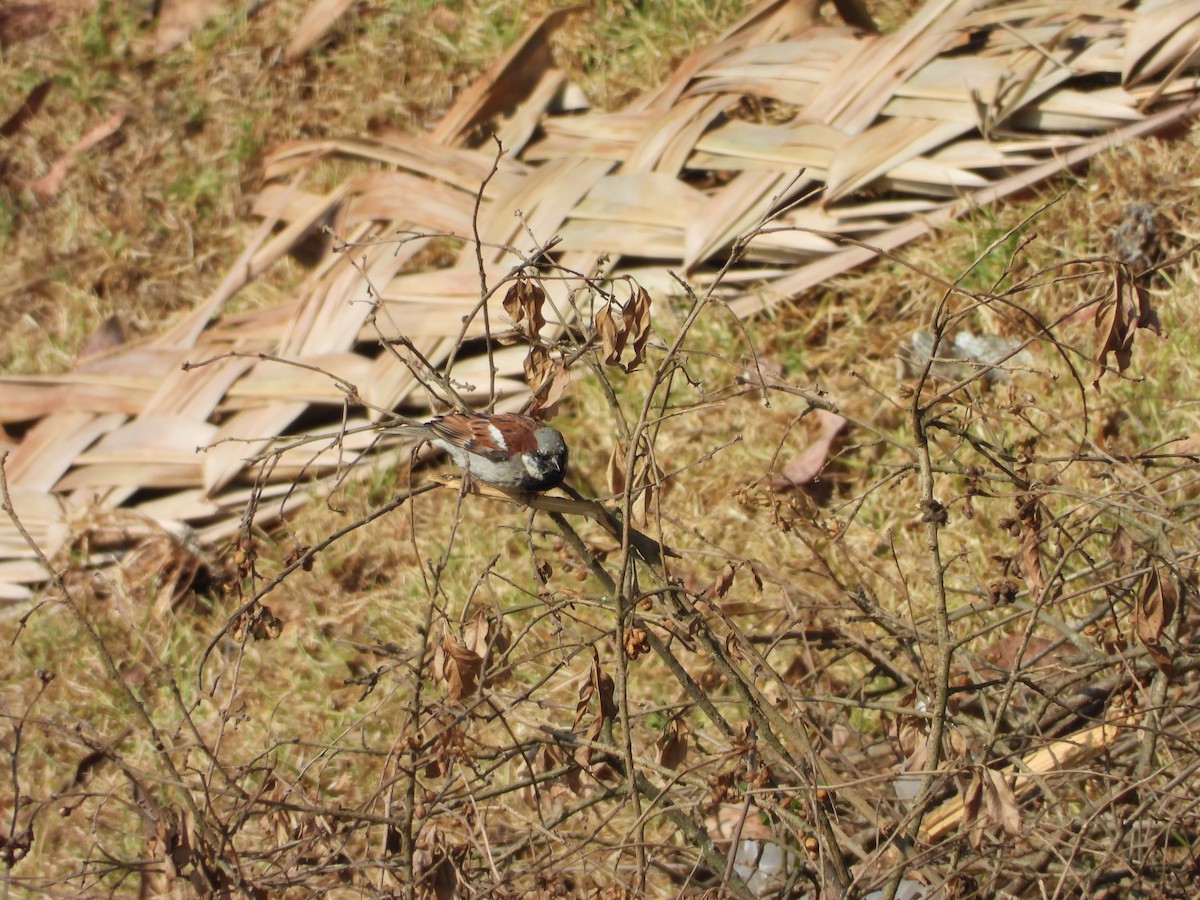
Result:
[387, 412, 568, 492]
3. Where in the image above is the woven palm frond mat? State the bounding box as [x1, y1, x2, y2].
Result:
[3, 0, 1200, 600]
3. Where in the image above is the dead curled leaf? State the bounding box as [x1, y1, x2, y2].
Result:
[1092, 260, 1163, 387]
[1108, 525, 1134, 564]
[656, 717, 690, 771]
[573, 651, 616, 771]
[412, 827, 462, 900]
[502, 276, 548, 342]
[462, 606, 512, 687]
[574, 651, 617, 728]
[1134, 565, 1177, 673]
[530, 742, 582, 800]
[962, 767, 1021, 848]
[888, 688, 964, 785]
[770, 410, 846, 488]
[606, 441, 626, 496]
[605, 440, 667, 525]
[427, 612, 511, 703]
[594, 283, 652, 373]
[894, 711, 927, 775]
[432, 631, 483, 703]
[701, 562, 737, 603]
[1013, 494, 1047, 604]
[524, 345, 568, 415]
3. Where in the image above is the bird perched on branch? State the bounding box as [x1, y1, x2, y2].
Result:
[386, 411, 568, 492]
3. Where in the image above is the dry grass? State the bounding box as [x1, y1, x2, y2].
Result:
[1, 0, 748, 373]
[4, 0, 1200, 897]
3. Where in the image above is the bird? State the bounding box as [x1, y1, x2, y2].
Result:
[386, 411, 568, 492]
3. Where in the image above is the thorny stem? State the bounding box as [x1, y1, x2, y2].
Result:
[1, 672, 52, 885]
[546, 511, 647, 890]
[396, 474, 474, 896]
[880, 403, 955, 900]
[396, 569, 439, 900]
[613, 585, 647, 892]
[471, 136, 504, 409]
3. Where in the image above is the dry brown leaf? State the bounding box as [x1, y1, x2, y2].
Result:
[529, 742, 582, 801]
[983, 768, 1021, 838]
[1015, 530, 1046, 604]
[604, 440, 666, 523]
[461, 607, 493, 659]
[595, 283, 652, 373]
[573, 651, 616, 770]
[595, 302, 621, 368]
[771, 410, 847, 488]
[1108, 526, 1135, 564]
[462, 606, 512, 687]
[523, 345, 568, 415]
[25, 110, 126, 200]
[412, 828, 460, 900]
[963, 767, 1021, 847]
[1134, 565, 1177, 672]
[893, 689, 928, 770]
[575, 651, 617, 727]
[439, 633, 483, 703]
[605, 442, 626, 497]
[1015, 495, 1047, 604]
[1092, 261, 1163, 386]
[502, 277, 548, 342]
[702, 562, 738, 602]
[604, 441, 672, 532]
[575, 708, 604, 769]
[897, 722, 927, 775]
[283, 0, 356, 62]
[656, 718, 690, 771]
[1, 79, 52, 138]
[631, 454, 665, 526]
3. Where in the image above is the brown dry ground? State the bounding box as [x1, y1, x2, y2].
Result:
[3, 1, 1200, 897]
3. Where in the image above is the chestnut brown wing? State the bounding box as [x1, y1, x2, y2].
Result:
[483, 414, 540, 452]
[426, 413, 539, 461]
